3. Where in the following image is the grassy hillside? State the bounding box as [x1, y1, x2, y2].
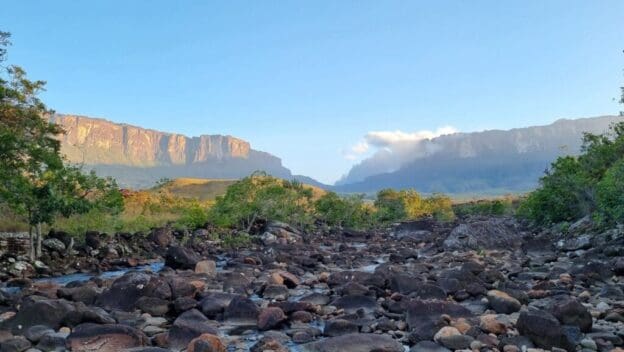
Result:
[150, 178, 238, 201]
[0, 176, 327, 235]
[149, 177, 326, 201]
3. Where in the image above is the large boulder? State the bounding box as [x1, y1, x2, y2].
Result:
[392, 219, 437, 241]
[96, 271, 153, 311]
[150, 227, 174, 248]
[1, 299, 76, 334]
[66, 323, 148, 352]
[301, 333, 404, 352]
[487, 290, 521, 314]
[262, 221, 302, 244]
[516, 308, 580, 351]
[187, 333, 226, 352]
[200, 292, 239, 319]
[406, 300, 472, 342]
[548, 296, 592, 333]
[224, 296, 259, 324]
[324, 319, 359, 337]
[443, 218, 522, 251]
[168, 309, 219, 350]
[42, 238, 66, 252]
[331, 295, 378, 314]
[57, 285, 99, 305]
[257, 307, 287, 331]
[84, 231, 102, 249]
[165, 246, 201, 270]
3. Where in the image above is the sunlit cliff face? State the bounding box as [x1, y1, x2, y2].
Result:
[49, 114, 250, 167]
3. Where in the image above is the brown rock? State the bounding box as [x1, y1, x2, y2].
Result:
[258, 307, 287, 331]
[195, 260, 217, 278]
[187, 333, 226, 352]
[480, 314, 507, 334]
[67, 323, 148, 352]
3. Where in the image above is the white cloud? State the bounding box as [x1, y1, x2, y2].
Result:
[365, 126, 458, 147]
[338, 125, 459, 184]
[344, 126, 458, 161]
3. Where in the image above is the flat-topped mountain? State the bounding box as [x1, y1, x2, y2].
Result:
[336, 115, 624, 194]
[50, 114, 316, 188]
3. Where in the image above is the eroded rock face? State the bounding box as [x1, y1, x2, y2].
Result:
[48, 114, 294, 188]
[51, 115, 251, 166]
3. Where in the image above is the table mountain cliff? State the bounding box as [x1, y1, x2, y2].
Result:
[49, 114, 315, 188]
[335, 115, 624, 195]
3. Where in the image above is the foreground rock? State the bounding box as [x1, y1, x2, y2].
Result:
[301, 333, 404, 352]
[0, 216, 622, 352]
[66, 323, 148, 352]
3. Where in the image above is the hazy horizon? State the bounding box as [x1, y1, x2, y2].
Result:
[2, 1, 623, 183]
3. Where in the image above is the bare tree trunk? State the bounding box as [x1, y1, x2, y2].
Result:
[36, 222, 42, 259]
[29, 225, 35, 261]
[246, 213, 257, 233]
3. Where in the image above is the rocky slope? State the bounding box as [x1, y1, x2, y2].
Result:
[0, 217, 623, 351]
[337, 115, 624, 194]
[49, 114, 320, 188]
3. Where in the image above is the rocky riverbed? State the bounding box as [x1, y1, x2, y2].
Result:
[0, 216, 623, 352]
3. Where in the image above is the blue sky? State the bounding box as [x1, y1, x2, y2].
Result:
[2, 1, 623, 184]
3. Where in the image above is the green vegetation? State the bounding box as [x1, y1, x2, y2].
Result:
[151, 178, 237, 201]
[208, 172, 318, 230]
[207, 175, 457, 234]
[0, 31, 123, 258]
[314, 192, 375, 229]
[453, 198, 516, 218]
[596, 159, 624, 224]
[374, 189, 455, 223]
[518, 121, 624, 225]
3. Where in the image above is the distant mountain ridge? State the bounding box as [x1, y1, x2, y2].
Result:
[335, 115, 624, 194]
[50, 114, 323, 189]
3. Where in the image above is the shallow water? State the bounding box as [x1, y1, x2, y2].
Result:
[0, 261, 165, 294]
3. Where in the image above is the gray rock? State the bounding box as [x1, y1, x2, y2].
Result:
[42, 238, 66, 252]
[443, 218, 522, 251]
[301, 333, 404, 352]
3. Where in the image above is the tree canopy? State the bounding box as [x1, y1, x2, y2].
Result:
[0, 31, 123, 258]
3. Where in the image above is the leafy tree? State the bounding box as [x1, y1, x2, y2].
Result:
[423, 193, 455, 221]
[0, 31, 123, 258]
[518, 122, 624, 225]
[314, 192, 373, 229]
[374, 189, 407, 222]
[208, 172, 314, 231]
[596, 159, 624, 224]
[517, 157, 591, 224]
[175, 203, 209, 230]
[374, 188, 455, 223]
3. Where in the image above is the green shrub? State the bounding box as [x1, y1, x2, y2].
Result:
[596, 159, 624, 223]
[221, 231, 252, 248]
[374, 188, 455, 223]
[175, 203, 209, 230]
[453, 198, 515, 217]
[314, 192, 374, 229]
[517, 156, 592, 224]
[518, 122, 624, 225]
[208, 172, 314, 230]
